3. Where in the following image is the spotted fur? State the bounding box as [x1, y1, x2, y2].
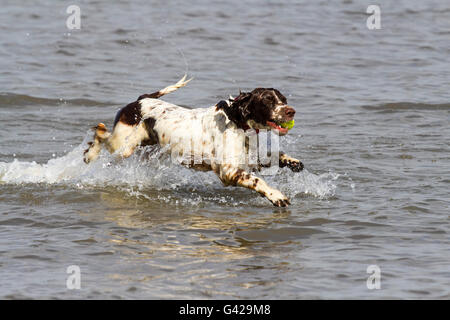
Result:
[83, 76, 303, 207]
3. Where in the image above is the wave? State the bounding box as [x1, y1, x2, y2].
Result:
[0, 134, 339, 206]
[361, 102, 450, 111]
[0, 93, 113, 107]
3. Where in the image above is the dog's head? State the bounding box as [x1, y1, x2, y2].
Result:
[219, 88, 295, 136]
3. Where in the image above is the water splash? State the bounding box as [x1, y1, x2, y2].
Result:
[0, 133, 339, 205]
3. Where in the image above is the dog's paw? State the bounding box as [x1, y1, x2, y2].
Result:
[287, 159, 304, 172]
[273, 198, 291, 207]
[266, 189, 291, 207]
[279, 154, 304, 172]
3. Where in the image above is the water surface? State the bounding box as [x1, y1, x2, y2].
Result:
[0, 0, 449, 299]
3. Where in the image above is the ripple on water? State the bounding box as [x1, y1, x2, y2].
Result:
[235, 227, 325, 243]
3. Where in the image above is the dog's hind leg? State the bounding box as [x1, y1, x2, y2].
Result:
[83, 123, 110, 163]
[105, 121, 150, 159]
[84, 121, 151, 163]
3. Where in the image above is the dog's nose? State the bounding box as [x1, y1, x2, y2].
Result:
[285, 107, 296, 118]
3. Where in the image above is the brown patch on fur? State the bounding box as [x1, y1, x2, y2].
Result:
[93, 123, 107, 132]
[229, 169, 244, 185]
[215, 100, 229, 112]
[114, 101, 142, 127]
[93, 123, 110, 140]
[188, 162, 213, 172]
[143, 117, 159, 145]
[137, 91, 163, 101]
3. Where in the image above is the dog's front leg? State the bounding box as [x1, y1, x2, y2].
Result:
[218, 165, 290, 207]
[279, 152, 304, 172]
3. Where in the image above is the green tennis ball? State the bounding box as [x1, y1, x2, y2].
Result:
[280, 120, 295, 130]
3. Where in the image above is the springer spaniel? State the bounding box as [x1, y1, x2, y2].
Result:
[83, 76, 303, 207]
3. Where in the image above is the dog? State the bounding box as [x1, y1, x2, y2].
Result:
[83, 75, 303, 207]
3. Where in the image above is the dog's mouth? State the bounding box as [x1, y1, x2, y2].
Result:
[266, 120, 288, 135]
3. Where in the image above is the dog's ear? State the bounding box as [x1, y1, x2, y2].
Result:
[231, 91, 252, 118]
[233, 91, 252, 105]
[221, 92, 252, 128]
[216, 91, 256, 129]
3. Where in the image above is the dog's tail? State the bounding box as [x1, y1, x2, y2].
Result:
[138, 74, 193, 101]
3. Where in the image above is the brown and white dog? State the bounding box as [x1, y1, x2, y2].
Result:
[83, 76, 303, 207]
